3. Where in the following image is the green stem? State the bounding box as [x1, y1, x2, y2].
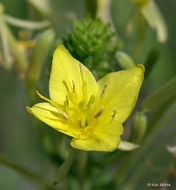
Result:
[78, 151, 87, 188]
[144, 49, 159, 79]
[4, 15, 50, 30]
[84, 0, 97, 18]
[102, 151, 124, 165]
[115, 152, 132, 184]
[96, 0, 113, 25]
[132, 12, 145, 58]
[28, 119, 62, 167]
[5, 24, 28, 79]
[0, 17, 13, 69]
[141, 76, 176, 112]
[53, 149, 76, 187]
[145, 97, 175, 137]
[115, 101, 176, 189]
[0, 154, 51, 190]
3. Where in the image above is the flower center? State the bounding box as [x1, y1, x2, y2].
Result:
[61, 69, 116, 129]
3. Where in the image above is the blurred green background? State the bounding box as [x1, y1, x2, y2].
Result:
[0, 0, 176, 189]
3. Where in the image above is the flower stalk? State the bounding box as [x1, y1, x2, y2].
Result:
[78, 151, 87, 187]
[53, 148, 76, 186]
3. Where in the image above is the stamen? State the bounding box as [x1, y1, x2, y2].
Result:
[36, 90, 69, 119]
[85, 120, 88, 127]
[79, 63, 88, 100]
[63, 81, 70, 94]
[87, 95, 95, 109]
[82, 81, 87, 100]
[66, 95, 69, 106]
[94, 106, 104, 118]
[101, 84, 107, 98]
[63, 81, 77, 105]
[112, 108, 116, 118]
[36, 90, 54, 105]
[79, 63, 83, 77]
[72, 80, 76, 93]
[64, 95, 70, 115]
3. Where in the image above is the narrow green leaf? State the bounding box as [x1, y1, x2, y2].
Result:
[144, 49, 159, 78]
[141, 76, 176, 112]
[84, 0, 97, 18]
[116, 102, 176, 189]
[53, 149, 76, 186]
[0, 154, 51, 190]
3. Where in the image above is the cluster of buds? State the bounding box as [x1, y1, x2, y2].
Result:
[63, 17, 122, 79]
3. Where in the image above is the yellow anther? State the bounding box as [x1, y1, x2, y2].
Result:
[79, 63, 83, 77]
[101, 84, 107, 98]
[112, 108, 116, 118]
[66, 95, 69, 106]
[63, 80, 70, 94]
[72, 80, 76, 93]
[64, 95, 70, 115]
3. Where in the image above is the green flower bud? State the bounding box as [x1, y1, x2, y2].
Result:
[130, 112, 147, 143]
[115, 51, 135, 69]
[63, 17, 122, 79]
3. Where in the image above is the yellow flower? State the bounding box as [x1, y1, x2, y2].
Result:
[27, 45, 144, 151]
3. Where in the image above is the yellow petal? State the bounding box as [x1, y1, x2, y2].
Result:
[97, 64, 144, 123]
[27, 103, 81, 137]
[49, 44, 97, 105]
[70, 120, 123, 151]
